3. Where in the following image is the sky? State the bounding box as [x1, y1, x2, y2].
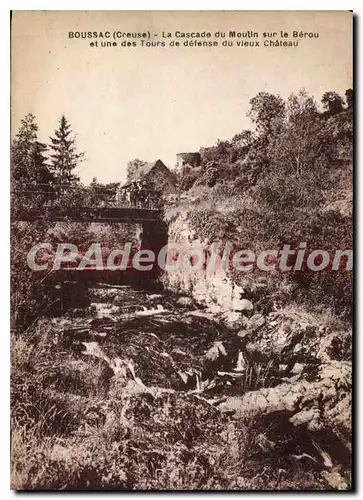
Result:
[11, 11, 353, 184]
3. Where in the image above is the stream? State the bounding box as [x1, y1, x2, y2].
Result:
[53, 282, 272, 397]
[44, 282, 350, 489]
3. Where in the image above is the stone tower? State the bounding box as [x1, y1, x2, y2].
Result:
[175, 152, 201, 173]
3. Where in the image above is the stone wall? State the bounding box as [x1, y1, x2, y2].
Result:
[163, 212, 252, 315]
[175, 152, 201, 171]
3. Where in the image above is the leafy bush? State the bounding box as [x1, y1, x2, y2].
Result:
[179, 89, 352, 321]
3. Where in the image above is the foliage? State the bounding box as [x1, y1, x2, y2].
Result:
[11, 114, 90, 329]
[11, 329, 325, 490]
[321, 91, 344, 115]
[49, 115, 83, 187]
[11, 114, 55, 216]
[10, 95, 352, 491]
[247, 92, 285, 134]
[345, 88, 353, 109]
[77, 178, 120, 207]
[180, 88, 352, 320]
[126, 158, 147, 182]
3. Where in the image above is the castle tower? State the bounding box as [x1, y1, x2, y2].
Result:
[175, 152, 201, 173]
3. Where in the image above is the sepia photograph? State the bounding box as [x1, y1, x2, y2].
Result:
[10, 10, 353, 491]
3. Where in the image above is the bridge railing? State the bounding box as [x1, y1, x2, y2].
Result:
[11, 183, 163, 211]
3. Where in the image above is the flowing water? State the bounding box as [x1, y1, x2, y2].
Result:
[54, 283, 264, 397]
[46, 282, 350, 484]
[56, 284, 244, 392]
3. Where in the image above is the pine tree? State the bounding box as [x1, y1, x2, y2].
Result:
[12, 113, 40, 182]
[49, 115, 83, 189]
[11, 113, 54, 215]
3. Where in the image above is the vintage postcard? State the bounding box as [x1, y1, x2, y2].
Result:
[10, 10, 353, 491]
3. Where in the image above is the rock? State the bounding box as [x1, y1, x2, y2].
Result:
[204, 341, 227, 362]
[187, 310, 216, 321]
[233, 298, 253, 313]
[148, 294, 163, 300]
[177, 296, 194, 308]
[321, 470, 350, 490]
[237, 329, 249, 339]
[293, 343, 303, 354]
[237, 314, 266, 338]
[90, 302, 119, 319]
[243, 313, 266, 332]
[218, 360, 351, 438]
[317, 331, 352, 363]
[221, 311, 245, 329]
[242, 309, 333, 366]
[291, 362, 304, 375]
[289, 408, 320, 427]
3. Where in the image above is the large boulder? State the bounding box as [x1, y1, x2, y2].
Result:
[233, 298, 253, 313]
[176, 296, 195, 308]
[218, 360, 351, 438]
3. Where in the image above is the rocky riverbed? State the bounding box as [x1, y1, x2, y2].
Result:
[11, 282, 351, 490]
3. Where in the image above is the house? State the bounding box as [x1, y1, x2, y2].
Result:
[116, 159, 177, 206]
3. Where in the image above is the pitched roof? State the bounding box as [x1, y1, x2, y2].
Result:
[138, 160, 161, 177]
[121, 159, 169, 188]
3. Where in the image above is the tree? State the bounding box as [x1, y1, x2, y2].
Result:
[268, 91, 331, 182]
[86, 178, 119, 206]
[11, 113, 54, 215]
[286, 89, 317, 125]
[247, 92, 285, 135]
[231, 130, 254, 148]
[49, 115, 83, 188]
[345, 88, 353, 109]
[126, 158, 147, 182]
[11, 115, 57, 327]
[321, 91, 344, 115]
[12, 114, 42, 182]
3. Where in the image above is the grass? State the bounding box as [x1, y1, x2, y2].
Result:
[11, 326, 328, 491]
[11, 402, 325, 491]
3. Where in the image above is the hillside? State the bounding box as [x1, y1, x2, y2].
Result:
[11, 89, 353, 491]
[169, 90, 353, 321]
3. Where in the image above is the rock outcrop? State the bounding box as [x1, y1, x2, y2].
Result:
[164, 213, 247, 314]
[161, 213, 351, 489]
